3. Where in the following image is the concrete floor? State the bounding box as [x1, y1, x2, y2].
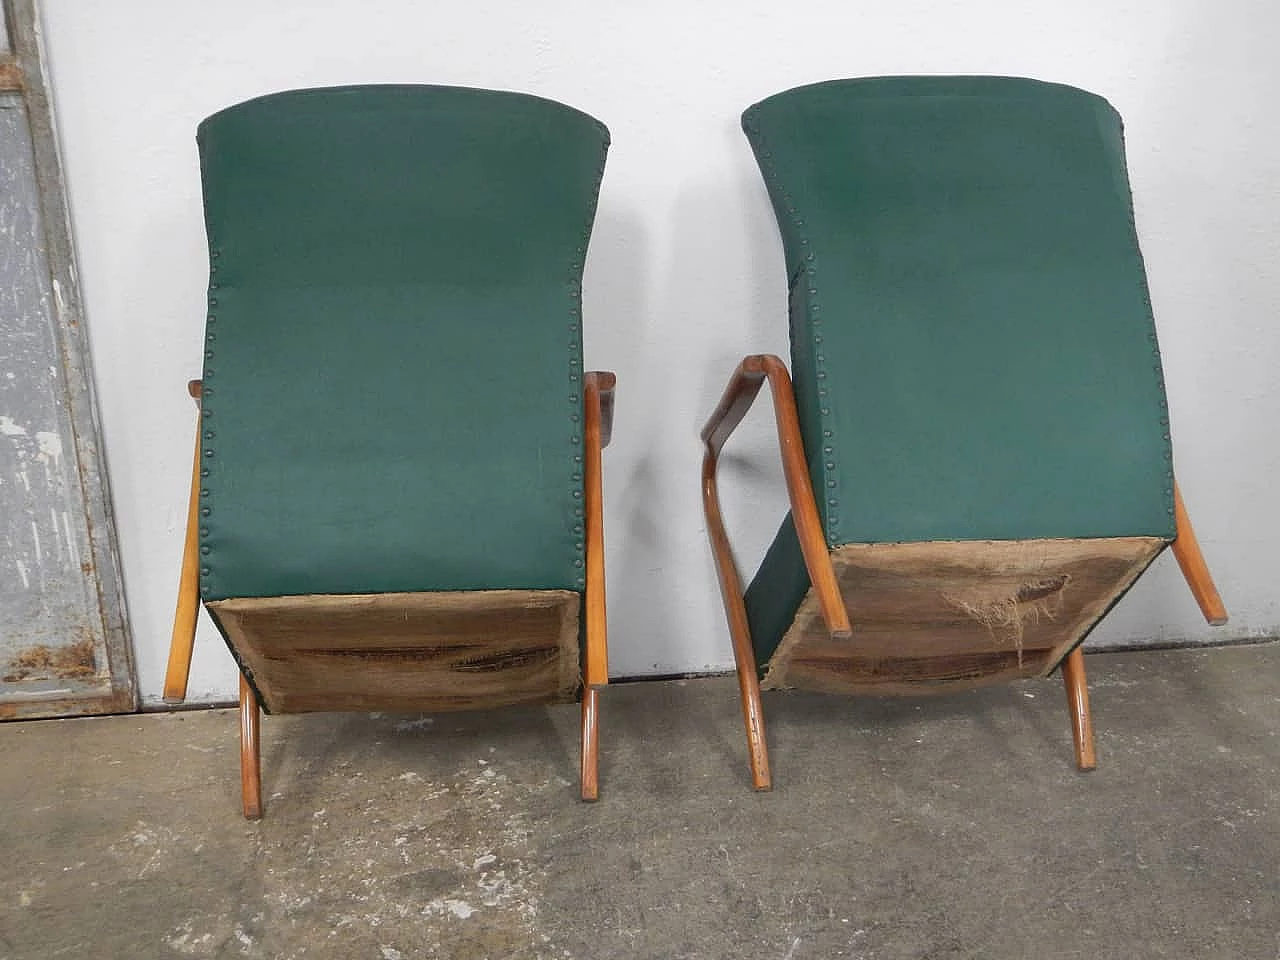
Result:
[2, 644, 1277, 960]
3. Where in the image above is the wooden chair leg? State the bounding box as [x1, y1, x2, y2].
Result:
[1061, 647, 1096, 772]
[700, 356, 864, 791]
[735, 645, 772, 791]
[580, 686, 600, 802]
[580, 371, 612, 803]
[702, 450, 772, 791]
[1171, 482, 1228, 625]
[239, 675, 263, 820]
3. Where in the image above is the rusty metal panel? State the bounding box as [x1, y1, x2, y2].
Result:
[0, 95, 106, 706]
[0, 58, 21, 91]
[0, 0, 135, 718]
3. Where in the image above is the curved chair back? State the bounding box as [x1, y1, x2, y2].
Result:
[198, 85, 609, 601]
[742, 77, 1174, 548]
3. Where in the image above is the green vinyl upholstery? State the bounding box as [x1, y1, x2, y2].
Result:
[741, 77, 1176, 668]
[196, 85, 609, 602]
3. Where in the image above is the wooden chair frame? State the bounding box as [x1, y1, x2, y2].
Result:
[165, 372, 616, 818]
[701, 353, 1227, 789]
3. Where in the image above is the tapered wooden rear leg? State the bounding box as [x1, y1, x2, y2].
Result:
[1171, 483, 1228, 625]
[1062, 647, 1096, 771]
[239, 675, 262, 820]
[162, 380, 205, 703]
[580, 686, 600, 802]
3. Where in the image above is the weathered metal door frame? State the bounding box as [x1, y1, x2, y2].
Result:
[1, 0, 135, 717]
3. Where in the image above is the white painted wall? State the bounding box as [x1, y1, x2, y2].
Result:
[37, 0, 1280, 704]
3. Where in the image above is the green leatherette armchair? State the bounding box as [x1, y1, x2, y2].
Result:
[702, 77, 1227, 789]
[164, 85, 615, 818]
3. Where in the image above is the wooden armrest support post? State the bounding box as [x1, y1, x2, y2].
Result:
[582, 371, 614, 687]
[580, 371, 614, 801]
[161, 379, 204, 703]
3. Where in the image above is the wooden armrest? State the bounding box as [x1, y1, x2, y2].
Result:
[701, 354, 851, 638]
[585, 371, 615, 449]
[701, 356, 771, 454]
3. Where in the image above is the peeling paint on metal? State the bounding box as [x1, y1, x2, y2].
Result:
[0, 89, 107, 699]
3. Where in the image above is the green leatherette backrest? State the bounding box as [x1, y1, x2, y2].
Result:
[197, 86, 609, 601]
[742, 77, 1176, 547]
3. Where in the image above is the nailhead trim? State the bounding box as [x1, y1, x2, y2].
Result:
[199, 244, 222, 595]
[569, 130, 610, 589]
[746, 108, 841, 546]
[1116, 143, 1177, 526]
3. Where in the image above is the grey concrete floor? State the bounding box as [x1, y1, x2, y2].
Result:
[2, 644, 1278, 960]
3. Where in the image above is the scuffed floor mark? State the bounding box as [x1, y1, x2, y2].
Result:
[441, 899, 475, 919]
[164, 913, 264, 957]
[107, 821, 186, 880]
[394, 716, 434, 732]
[166, 918, 217, 956]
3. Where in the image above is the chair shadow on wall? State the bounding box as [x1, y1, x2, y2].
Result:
[1098, 5, 1256, 634]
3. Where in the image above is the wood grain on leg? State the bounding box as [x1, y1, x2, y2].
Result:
[1171, 482, 1228, 626]
[239, 674, 262, 820]
[1061, 647, 1096, 771]
[580, 686, 600, 802]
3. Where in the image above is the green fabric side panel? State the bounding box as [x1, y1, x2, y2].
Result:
[196, 86, 608, 600]
[742, 76, 1176, 549]
[742, 512, 811, 676]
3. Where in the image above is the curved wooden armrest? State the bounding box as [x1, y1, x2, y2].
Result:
[188, 379, 202, 401]
[585, 371, 615, 449]
[701, 354, 851, 638]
